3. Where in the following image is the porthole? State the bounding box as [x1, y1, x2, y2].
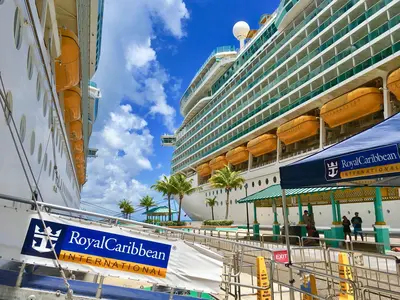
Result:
[13, 8, 22, 50]
[216, 190, 218, 195]
[4, 91, 13, 125]
[235, 200, 238, 204]
[30, 131, 35, 155]
[220, 189, 222, 194]
[37, 143, 42, 164]
[43, 153, 48, 171]
[36, 76, 42, 101]
[273, 176, 277, 183]
[27, 46, 34, 80]
[48, 161, 52, 177]
[43, 93, 48, 117]
[265, 178, 269, 185]
[252, 182, 255, 188]
[258, 180, 261, 186]
[19, 115, 26, 142]
[220, 201, 223, 206]
[216, 202, 218, 206]
[230, 200, 232, 204]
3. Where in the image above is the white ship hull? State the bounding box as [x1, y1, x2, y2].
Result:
[181, 152, 400, 230]
[0, 0, 80, 209]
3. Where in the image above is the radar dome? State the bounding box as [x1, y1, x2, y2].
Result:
[233, 21, 250, 40]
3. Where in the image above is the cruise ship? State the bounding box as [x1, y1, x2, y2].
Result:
[163, 0, 400, 228]
[0, 0, 104, 209]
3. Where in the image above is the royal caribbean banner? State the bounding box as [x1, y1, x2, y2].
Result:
[0, 208, 223, 293]
[325, 144, 400, 181]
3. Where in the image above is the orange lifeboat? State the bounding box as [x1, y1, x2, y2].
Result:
[75, 152, 85, 163]
[277, 116, 319, 145]
[78, 174, 85, 185]
[55, 28, 80, 92]
[64, 86, 82, 122]
[197, 163, 211, 177]
[72, 139, 84, 153]
[226, 146, 249, 165]
[70, 120, 82, 141]
[209, 155, 228, 171]
[247, 134, 277, 157]
[320, 87, 382, 128]
[388, 68, 400, 100]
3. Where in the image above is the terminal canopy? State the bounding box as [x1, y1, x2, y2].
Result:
[280, 113, 400, 189]
[237, 184, 400, 207]
[142, 206, 178, 216]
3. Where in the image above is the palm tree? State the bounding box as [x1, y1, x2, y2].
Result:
[209, 166, 245, 220]
[118, 199, 134, 219]
[140, 195, 156, 220]
[170, 173, 198, 222]
[152, 176, 174, 221]
[205, 196, 217, 220]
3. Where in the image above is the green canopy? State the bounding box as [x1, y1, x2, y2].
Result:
[142, 206, 178, 216]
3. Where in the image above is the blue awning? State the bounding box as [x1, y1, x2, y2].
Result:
[280, 113, 400, 189]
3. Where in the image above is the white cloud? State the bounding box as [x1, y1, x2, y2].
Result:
[156, 163, 162, 169]
[83, 0, 188, 213]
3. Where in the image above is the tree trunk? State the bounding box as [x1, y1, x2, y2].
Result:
[146, 207, 148, 220]
[211, 207, 214, 220]
[167, 194, 172, 221]
[225, 190, 230, 220]
[178, 195, 183, 223]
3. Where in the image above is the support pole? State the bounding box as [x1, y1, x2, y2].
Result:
[253, 201, 260, 239]
[374, 188, 390, 251]
[272, 199, 280, 240]
[282, 189, 295, 300]
[336, 201, 341, 221]
[382, 73, 391, 119]
[330, 192, 343, 246]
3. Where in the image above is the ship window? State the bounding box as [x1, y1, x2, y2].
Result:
[48, 160, 52, 177]
[220, 201, 223, 206]
[216, 190, 218, 195]
[230, 200, 232, 204]
[252, 182, 255, 188]
[235, 199, 238, 204]
[19, 115, 26, 142]
[36, 76, 42, 101]
[38, 143, 42, 164]
[43, 93, 48, 117]
[14, 8, 22, 50]
[258, 180, 261, 186]
[43, 153, 48, 171]
[30, 131, 35, 155]
[27, 46, 34, 80]
[273, 176, 277, 183]
[5, 91, 13, 125]
[265, 178, 269, 185]
[220, 189, 222, 194]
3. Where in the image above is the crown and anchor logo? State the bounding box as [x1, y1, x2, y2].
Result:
[32, 225, 62, 253]
[326, 161, 339, 179]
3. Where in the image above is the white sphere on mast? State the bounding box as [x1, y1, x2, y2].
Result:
[233, 21, 250, 49]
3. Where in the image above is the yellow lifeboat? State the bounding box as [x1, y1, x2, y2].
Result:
[320, 87, 382, 128]
[209, 155, 228, 171]
[75, 152, 85, 163]
[388, 68, 400, 100]
[197, 163, 212, 177]
[277, 116, 319, 145]
[64, 86, 82, 122]
[226, 146, 249, 165]
[70, 120, 82, 141]
[247, 134, 277, 157]
[55, 28, 80, 92]
[78, 174, 85, 185]
[72, 139, 84, 153]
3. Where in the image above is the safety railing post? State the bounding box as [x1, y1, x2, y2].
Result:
[95, 275, 104, 298]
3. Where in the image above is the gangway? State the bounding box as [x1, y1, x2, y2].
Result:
[1, 193, 400, 300]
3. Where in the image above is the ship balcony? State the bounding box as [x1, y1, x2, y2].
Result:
[275, 0, 314, 31]
[180, 47, 237, 118]
[161, 134, 176, 146]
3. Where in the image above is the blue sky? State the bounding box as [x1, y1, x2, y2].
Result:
[81, 0, 280, 219]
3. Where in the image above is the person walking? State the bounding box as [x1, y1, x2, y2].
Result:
[351, 212, 364, 241]
[342, 216, 352, 241]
